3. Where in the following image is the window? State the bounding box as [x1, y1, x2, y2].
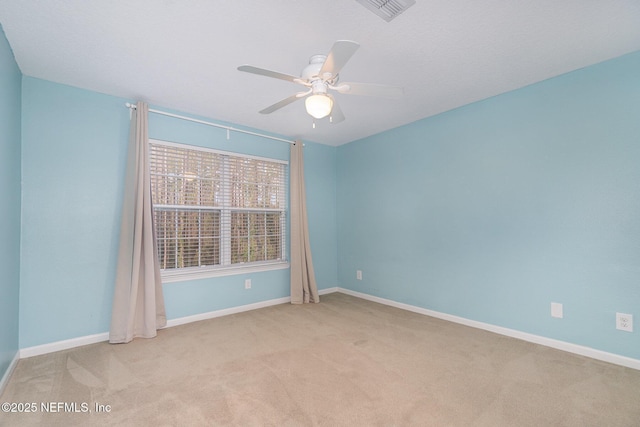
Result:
[149, 139, 288, 281]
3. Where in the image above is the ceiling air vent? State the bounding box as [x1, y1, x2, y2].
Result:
[355, 0, 416, 22]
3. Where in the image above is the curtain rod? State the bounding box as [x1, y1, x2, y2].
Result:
[125, 103, 295, 145]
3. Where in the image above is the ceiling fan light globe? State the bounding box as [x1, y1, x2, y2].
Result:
[305, 94, 333, 119]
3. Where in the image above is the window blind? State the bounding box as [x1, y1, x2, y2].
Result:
[149, 140, 287, 275]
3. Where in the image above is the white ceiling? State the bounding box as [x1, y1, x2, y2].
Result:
[1, 1, 639, 146]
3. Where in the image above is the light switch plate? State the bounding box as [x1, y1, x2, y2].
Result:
[551, 302, 563, 318]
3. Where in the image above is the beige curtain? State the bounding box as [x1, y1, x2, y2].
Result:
[290, 141, 319, 304]
[109, 101, 166, 343]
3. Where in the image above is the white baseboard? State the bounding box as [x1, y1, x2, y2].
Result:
[20, 332, 110, 359]
[166, 295, 291, 327]
[337, 287, 640, 371]
[0, 351, 20, 398]
[166, 287, 336, 328]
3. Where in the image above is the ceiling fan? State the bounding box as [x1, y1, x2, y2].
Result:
[237, 40, 403, 124]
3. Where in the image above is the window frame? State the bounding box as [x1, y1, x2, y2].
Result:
[149, 139, 289, 283]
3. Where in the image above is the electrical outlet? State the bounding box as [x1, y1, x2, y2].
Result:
[356, 270, 362, 280]
[616, 313, 633, 332]
[244, 279, 251, 290]
[551, 302, 563, 318]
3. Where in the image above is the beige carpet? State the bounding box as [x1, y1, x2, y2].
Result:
[1, 292, 639, 426]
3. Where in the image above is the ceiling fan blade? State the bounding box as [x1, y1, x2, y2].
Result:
[319, 40, 360, 77]
[336, 82, 404, 98]
[328, 95, 345, 123]
[238, 65, 299, 83]
[259, 94, 301, 114]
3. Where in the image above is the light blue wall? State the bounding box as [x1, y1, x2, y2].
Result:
[301, 142, 338, 290]
[337, 51, 640, 359]
[19, 78, 337, 347]
[20, 78, 130, 348]
[0, 25, 22, 380]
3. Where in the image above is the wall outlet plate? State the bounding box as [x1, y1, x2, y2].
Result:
[616, 313, 633, 332]
[356, 270, 362, 280]
[244, 279, 251, 289]
[551, 302, 563, 318]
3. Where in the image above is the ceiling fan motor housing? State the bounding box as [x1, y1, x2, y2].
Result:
[301, 55, 326, 80]
[301, 55, 339, 85]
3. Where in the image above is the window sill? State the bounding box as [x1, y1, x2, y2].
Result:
[160, 261, 290, 283]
